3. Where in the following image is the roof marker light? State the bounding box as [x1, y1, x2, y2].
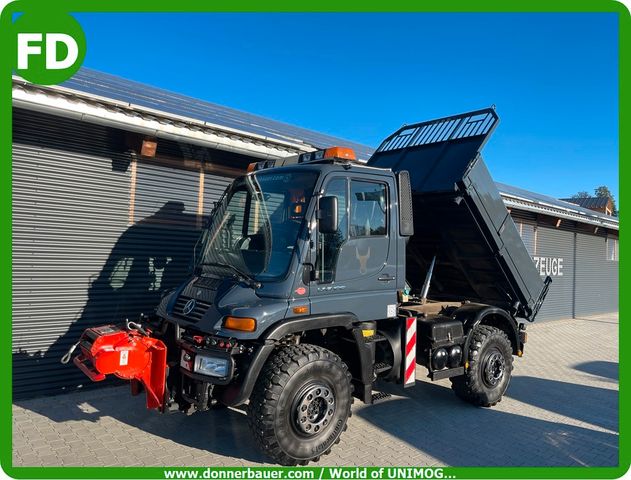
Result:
[324, 146, 356, 161]
[298, 146, 357, 164]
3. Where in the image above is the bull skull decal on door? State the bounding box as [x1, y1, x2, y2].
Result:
[355, 247, 371, 274]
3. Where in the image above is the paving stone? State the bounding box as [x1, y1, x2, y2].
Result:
[12, 313, 619, 467]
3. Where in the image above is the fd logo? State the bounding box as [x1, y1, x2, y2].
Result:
[18, 33, 79, 70]
[12, 12, 86, 85]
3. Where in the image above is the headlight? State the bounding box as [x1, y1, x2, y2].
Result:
[194, 355, 229, 377]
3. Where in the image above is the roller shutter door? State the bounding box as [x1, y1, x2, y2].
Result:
[124, 161, 230, 307]
[203, 173, 232, 215]
[13, 110, 131, 398]
[533, 227, 574, 320]
[13, 109, 236, 398]
[575, 233, 618, 316]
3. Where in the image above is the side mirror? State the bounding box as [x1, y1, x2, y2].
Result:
[318, 196, 338, 234]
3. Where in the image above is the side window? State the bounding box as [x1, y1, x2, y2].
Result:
[350, 180, 387, 237]
[317, 178, 348, 283]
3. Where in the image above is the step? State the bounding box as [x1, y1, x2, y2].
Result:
[371, 391, 392, 403]
[374, 362, 392, 374]
[364, 334, 387, 343]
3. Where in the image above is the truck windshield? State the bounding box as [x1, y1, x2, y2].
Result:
[198, 170, 318, 281]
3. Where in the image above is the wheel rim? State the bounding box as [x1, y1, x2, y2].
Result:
[293, 382, 336, 436]
[482, 349, 506, 387]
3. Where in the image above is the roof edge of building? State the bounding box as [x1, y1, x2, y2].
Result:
[12, 77, 317, 160]
[499, 191, 619, 231]
[12, 74, 618, 232]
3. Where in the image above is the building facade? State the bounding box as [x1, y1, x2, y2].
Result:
[12, 70, 618, 398]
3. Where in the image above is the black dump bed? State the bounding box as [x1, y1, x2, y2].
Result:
[368, 108, 550, 322]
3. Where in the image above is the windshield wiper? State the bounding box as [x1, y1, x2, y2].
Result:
[200, 262, 261, 289]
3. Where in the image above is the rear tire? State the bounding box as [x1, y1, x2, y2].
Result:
[450, 325, 513, 407]
[247, 344, 352, 465]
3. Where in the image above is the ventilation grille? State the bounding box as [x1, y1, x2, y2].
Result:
[397, 170, 414, 236]
[194, 276, 223, 290]
[376, 109, 498, 153]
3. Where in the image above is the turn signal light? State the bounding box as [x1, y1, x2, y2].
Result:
[293, 306, 308, 314]
[223, 316, 257, 332]
[247, 162, 257, 172]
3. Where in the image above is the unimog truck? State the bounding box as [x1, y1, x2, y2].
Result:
[68, 108, 551, 465]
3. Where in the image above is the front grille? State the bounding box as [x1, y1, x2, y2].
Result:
[172, 296, 211, 323]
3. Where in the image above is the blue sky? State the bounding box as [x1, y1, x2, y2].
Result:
[75, 13, 618, 200]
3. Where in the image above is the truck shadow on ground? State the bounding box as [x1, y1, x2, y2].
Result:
[14, 370, 618, 466]
[506, 374, 618, 432]
[360, 375, 618, 466]
[573, 360, 618, 382]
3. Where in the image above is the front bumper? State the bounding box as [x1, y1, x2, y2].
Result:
[70, 320, 251, 413]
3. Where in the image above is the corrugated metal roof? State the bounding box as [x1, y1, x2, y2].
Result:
[19, 68, 617, 231]
[60, 68, 375, 160]
[497, 182, 618, 229]
[559, 196, 611, 209]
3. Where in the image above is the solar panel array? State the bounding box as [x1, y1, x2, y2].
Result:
[55, 69, 617, 228]
[61, 68, 376, 160]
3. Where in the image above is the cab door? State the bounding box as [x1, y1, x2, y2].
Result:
[309, 173, 398, 321]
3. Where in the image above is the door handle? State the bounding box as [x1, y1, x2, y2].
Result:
[378, 274, 396, 282]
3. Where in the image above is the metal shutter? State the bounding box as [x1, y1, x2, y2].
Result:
[13, 111, 131, 398]
[533, 227, 575, 320]
[13, 109, 236, 398]
[575, 233, 618, 316]
[203, 173, 231, 216]
[130, 161, 219, 298]
[516, 221, 536, 256]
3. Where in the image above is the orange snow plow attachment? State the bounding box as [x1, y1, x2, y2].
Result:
[71, 324, 167, 411]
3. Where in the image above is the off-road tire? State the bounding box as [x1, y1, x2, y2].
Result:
[247, 344, 352, 465]
[450, 325, 513, 407]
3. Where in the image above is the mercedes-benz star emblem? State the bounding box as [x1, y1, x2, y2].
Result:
[182, 298, 197, 315]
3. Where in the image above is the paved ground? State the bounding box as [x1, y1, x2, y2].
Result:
[12, 313, 619, 467]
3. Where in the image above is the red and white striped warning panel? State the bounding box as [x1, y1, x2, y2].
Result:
[404, 317, 416, 386]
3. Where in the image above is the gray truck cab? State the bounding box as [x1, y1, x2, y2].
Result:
[157, 157, 405, 341]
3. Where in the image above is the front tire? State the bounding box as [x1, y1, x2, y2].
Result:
[450, 325, 513, 407]
[247, 344, 352, 465]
